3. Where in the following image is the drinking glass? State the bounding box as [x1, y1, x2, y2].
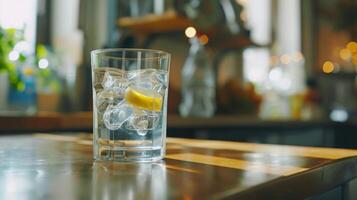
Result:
[91, 49, 170, 162]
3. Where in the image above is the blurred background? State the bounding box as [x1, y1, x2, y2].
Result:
[0, 0, 356, 148]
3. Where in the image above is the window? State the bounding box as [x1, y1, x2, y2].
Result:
[0, 0, 37, 53]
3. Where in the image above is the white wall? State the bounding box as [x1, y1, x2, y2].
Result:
[242, 0, 272, 87]
[276, 0, 305, 94]
[51, 0, 83, 66]
[276, 0, 301, 54]
[246, 0, 272, 45]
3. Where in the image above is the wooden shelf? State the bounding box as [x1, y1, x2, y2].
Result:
[118, 11, 259, 49]
[118, 11, 193, 34]
[118, 11, 256, 49]
[210, 35, 255, 49]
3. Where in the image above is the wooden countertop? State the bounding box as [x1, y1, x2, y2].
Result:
[1, 111, 354, 132]
[0, 112, 93, 132]
[1, 134, 356, 199]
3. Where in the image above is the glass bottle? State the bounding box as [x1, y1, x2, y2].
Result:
[179, 37, 215, 117]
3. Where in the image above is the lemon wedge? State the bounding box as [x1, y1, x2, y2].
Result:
[125, 86, 162, 111]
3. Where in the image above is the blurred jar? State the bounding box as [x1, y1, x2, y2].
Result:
[259, 52, 307, 120]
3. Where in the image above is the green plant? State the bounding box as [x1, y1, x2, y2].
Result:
[35, 44, 62, 93]
[1, 27, 62, 93]
[0, 27, 26, 90]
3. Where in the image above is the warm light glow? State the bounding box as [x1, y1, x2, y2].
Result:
[322, 61, 334, 73]
[38, 58, 49, 69]
[346, 41, 357, 53]
[8, 50, 19, 61]
[292, 52, 304, 62]
[270, 56, 279, 65]
[185, 27, 196, 38]
[280, 54, 290, 65]
[23, 67, 34, 76]
[339, 48, 351, 61]
[198, 34, 209, 45]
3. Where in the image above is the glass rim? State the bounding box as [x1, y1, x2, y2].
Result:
[91, 48, 171, 59]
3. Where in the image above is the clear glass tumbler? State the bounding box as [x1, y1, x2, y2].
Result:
[91, 49, 170, 162]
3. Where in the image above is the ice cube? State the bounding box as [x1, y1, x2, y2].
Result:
[101, 71, 129, 98]
[136, 129, 148, 136]
[103, 102, 133, 130]
[129, 69, 156, 81]
[111, 80, 129, 98]
[153, 82, 167, 95]
[135, 121, 149, 136]
[128, 109, 159, 136]
[128, 69, 159, 90]
[96, 90, 114, 113]
[133, 69, 168, 94]
[102, 71, 127, 88]
[94, 68, 125, 90]
[102, 71, 115, 89]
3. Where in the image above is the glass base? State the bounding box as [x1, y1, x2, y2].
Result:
[94, 145, 164, 162]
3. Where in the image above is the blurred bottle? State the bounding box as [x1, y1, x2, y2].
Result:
[179, 37, 215, 117]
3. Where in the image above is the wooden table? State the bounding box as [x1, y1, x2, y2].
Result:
[0, 134, 356, 200]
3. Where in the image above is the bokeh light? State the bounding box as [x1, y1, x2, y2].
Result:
[330, 109, 348, 122]
[38, 58, 49, 69]
[322, 61, 334, 73]
[292, 52, 304, 62]
[270, 56, 279, 65]
[339, 48, 351, 61]
[269, 67, 283, 81]
[198, 34, 209, 45]
[280, 54, 290, 65]
[346, 41, 357, 53]
[23, 67, 34, 76]
[8, 50, 19, 61]
[185, 27, 196, 38]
